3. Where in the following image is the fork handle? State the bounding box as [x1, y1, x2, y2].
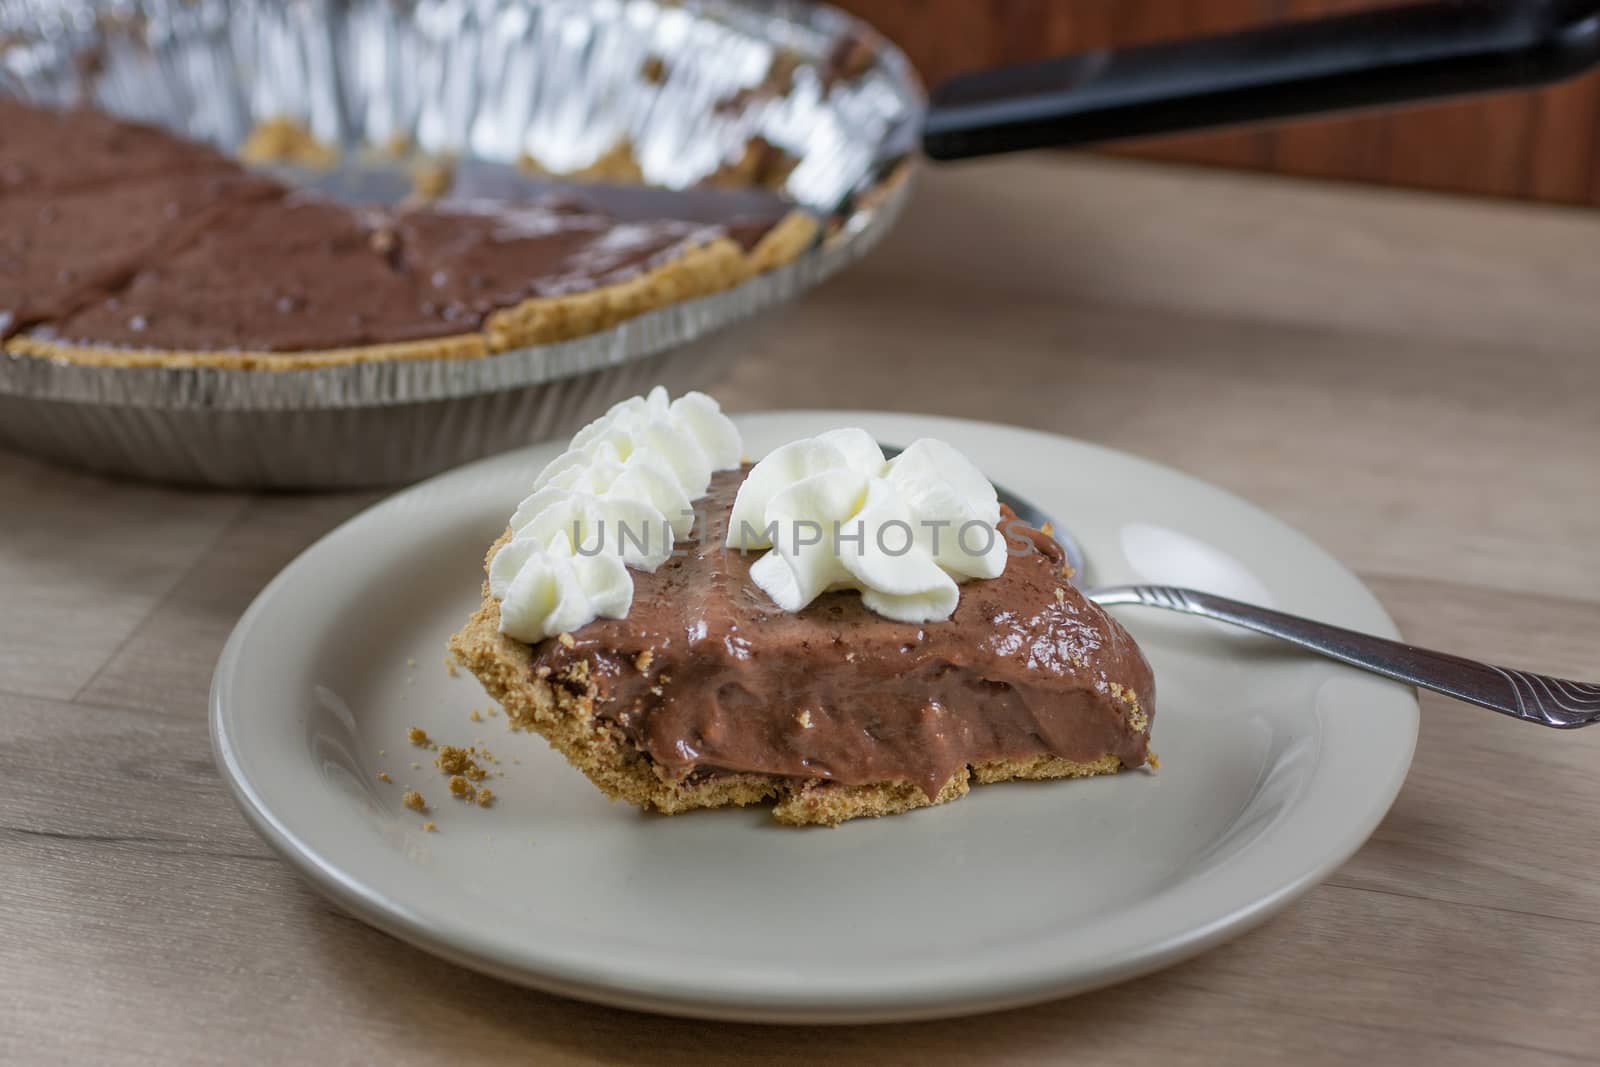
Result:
[1091, 585, 1600, 728]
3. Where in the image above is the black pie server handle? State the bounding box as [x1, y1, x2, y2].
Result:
[920, 0, 1600, 160]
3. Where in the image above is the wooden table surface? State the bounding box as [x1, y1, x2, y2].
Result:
[4, 155, 1599, 1065]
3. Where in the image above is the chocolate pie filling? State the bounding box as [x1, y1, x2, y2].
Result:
[530, 467, 1155, 799]
[0, 169, 282, 338]
[393, 202, 726, 314]
[44, 197, 432, 350]
[0, 99, 795, 348]
[0, 101, 239, 196]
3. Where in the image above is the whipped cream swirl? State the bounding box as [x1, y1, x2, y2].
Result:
[490, 387, 741, 642]
[726, 430, 1007, 623]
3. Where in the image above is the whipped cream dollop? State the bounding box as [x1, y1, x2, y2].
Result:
[726, 430, 1007, 623]
[490, 387, 741, 642]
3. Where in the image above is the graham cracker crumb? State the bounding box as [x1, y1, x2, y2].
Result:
[476, 787, 496, 808]
[422, 821, 437, 833]
[376, 771, 392, 784]
[576, 140, 645, 183]
[447, 775, 475, 801]
[444, 655, 459, 677]
[239, 116, 338, 168]
[797, 710, 814, 728]
[402, 790, 427, 813]
[634, 650, 654, 672]
[1109, 681, 1150, 735]
[557, 632, 576, 649]
[469, 708, 483, 722]
[407, 726, 430, 747]
[520, 139, 647, 184]
[1041, 521, 1055, 536]
[376, 132, 413, 158]
[704, 136, 797, 191]
[410, 159, 454, 201]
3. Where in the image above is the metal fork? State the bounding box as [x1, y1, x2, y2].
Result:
[986, 464, 1600, 729]
[1088, 584, 1600, 729]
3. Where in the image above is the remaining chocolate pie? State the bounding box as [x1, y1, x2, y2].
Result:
[450, 392, 1156, 826]
[0, 99, 816, 367]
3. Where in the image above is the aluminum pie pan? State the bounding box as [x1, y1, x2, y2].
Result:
[0, 0, 924, 487]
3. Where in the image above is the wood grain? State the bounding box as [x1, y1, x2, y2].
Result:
[834, 0, 1600, 205]
[3, 156, 1599, 1063]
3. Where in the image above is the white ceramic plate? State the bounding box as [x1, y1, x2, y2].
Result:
[211, 411, 1417, 1024]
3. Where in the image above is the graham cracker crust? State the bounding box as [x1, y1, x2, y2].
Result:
[3, 213, 817, 370]
[238, 116, 340, 169]
[3, 328, 492, 371]
[447, 535, 1135, 828]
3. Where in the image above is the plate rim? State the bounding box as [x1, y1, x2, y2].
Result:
[210, 410, 1419, 1024]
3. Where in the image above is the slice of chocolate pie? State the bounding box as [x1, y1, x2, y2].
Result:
[450, 391, 1156, 826]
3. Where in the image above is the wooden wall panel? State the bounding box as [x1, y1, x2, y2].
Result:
[832, 0, 1600, 205]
